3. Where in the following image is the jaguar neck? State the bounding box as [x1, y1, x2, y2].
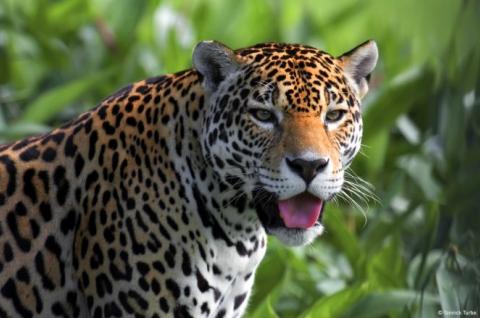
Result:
[164, 72, 266, 250]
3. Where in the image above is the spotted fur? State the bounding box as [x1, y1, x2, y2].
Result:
[0, 40, 378, 317]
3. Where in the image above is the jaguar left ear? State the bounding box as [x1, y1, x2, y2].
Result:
[338, 40, 378, 99]
[193, 41, 240, 93]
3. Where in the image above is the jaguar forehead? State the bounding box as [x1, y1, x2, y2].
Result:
[233, 44, 354, 115]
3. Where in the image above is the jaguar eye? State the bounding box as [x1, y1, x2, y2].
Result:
[249, 108, 275, 123]
[325, 109, 346, 122]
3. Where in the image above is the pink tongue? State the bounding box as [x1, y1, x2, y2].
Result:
[278, 193, 323, 229]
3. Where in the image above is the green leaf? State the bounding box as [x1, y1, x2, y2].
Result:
[97, 0, 147, 49]
[0, 122, 50, 140]
[249, 296, 280, 318]
[358, 127, 389, 178]
[397, 155, 442, 201]
[299, 284, 368, 318]
[367, 236, 406, 289]
[47, 0, 92, 32]
[248, 247, 287, 314]
[363, 67, 433, 142]
[436, 253, 480, 313]
[20, 69, 114, 124]
[343, 289, 439, 318]
[407, 250, 442, 290]
[323, 206, 361, 271]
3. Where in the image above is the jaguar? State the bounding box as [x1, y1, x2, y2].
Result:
[0, 40, 378, 317]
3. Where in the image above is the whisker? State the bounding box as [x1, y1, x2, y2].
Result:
[334, 167, 382, 228]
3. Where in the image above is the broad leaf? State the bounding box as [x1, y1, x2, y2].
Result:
[20, 69, 114, 124]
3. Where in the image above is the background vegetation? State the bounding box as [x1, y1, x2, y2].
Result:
[1, 0, 479, 317]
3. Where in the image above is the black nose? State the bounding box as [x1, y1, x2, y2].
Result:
[286, 157, 329, 184]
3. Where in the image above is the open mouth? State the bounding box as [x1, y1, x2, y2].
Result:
[278, 192, 324, 228]
[253, 189, 325, 231]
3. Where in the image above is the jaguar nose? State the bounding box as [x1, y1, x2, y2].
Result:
[286, 157, 329, 184]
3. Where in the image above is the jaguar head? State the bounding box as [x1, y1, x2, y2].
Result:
[193, 40, 378, 246]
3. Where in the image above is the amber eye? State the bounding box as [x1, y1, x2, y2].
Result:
[249, 108, 275, 123]
[325, 109, 346, 122]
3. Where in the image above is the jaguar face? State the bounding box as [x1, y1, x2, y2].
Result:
[194, 40, 378, 246]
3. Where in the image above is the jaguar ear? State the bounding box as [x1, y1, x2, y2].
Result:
[193, 41, 240, 93]
[338, 40, 378, 99]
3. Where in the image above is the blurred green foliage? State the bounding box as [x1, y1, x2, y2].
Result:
[1, 0, 479, 317]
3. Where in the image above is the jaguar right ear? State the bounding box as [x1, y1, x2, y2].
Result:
[193, 41, 240, 93]
[338, 40, 378, 99]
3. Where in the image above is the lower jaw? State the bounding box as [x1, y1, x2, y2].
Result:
[267, 223, 325, 246]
